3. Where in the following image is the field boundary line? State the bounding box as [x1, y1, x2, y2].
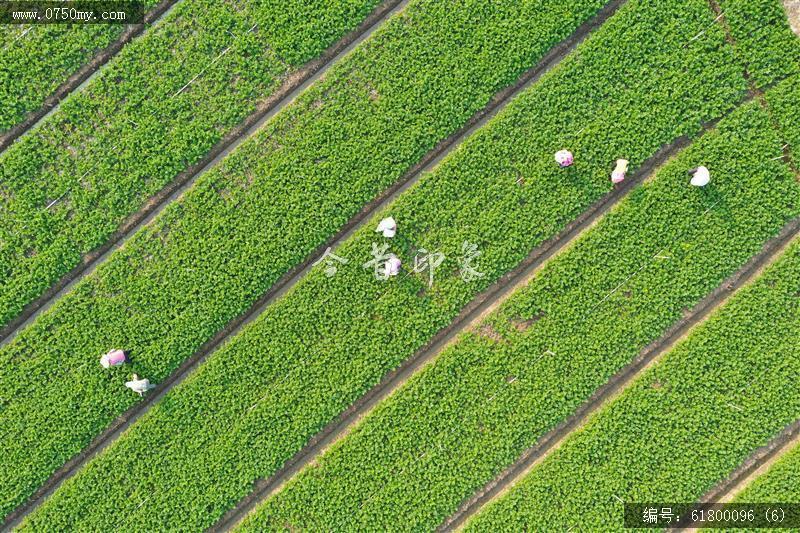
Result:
[0, 0, 407, 349]
[441, 220, 800, 532]
[678, 421, 800, 531]
[0, 0, 179, 153]
[0, 0, 412, 528]
[212, 128, 703, 531]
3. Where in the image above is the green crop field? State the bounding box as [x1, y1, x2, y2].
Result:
[0, 0, 384, 329]
[725, 440, 800, 506]
[465, 214, 800, 532]
[2, 0, 798, 530]
[0, 0, 161, 134]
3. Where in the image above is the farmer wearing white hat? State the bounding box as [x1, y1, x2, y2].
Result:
[376, 217, 397, 238]
[100, 349, 127, 369]
[688, 166, 711, 187]
[125, 374, 155, 396]
[611, 159, 629, 184]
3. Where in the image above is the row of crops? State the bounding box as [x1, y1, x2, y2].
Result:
[0, 0, 385, 328]
[718, 0, 800, 88]
[3, 0, 799, 529]
[12, 0, 795, 529]
[0, 0, 615, 519]
[0, 0, 161, 134]
[466, 4, 800, 527]
[236, 76, 800, 531]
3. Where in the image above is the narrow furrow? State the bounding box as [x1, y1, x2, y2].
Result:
[13, 0, 748, 528]
[213, 101, 678, 533]
[1, 1, 626, 526]
[680, 420, 800, 530]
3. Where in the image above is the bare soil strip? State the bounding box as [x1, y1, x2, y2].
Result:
[0, 0, 407, 349]
[196, 3, 667, 531]
[444, 14, 800, 532]
[0, 0, 178, 153]
[784, 0, 800, 37]
[678, 421, 800, 531]
[212, 87, 745, 533]
[441, 220, 800, 532]
[211, 144, 683, 532]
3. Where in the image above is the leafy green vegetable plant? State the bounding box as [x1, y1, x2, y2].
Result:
[466, 229, 800, 532]
[238, 76, 800, 531]
[0, 0, 160, 133]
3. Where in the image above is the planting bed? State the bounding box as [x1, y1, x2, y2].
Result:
[0, 0, 384, 329]
[5, 0, 799, 530]
[465, 232, 800, 531]
[0, 0, 162, 135]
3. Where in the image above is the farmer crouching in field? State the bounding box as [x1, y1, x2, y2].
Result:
[125, 374, 155, 396]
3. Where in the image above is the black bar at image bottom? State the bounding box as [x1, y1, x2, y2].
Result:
[623, 503, 800, 528]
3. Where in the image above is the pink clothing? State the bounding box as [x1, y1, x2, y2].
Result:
[385, 255, 402, 277]
[100, 349, 126, 368]
[611, 159, 629, 184]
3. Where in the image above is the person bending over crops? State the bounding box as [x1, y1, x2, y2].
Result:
[125, 374, 155, 396]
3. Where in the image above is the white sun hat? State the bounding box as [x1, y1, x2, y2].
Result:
[690, 166, 711, 187]
[376, 216, 397, 238]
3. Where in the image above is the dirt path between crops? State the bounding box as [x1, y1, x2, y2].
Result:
[0, 0, 179, 153]
[677, 422, 800, 532]
[196, 1, 662, 530]
[220, 4, 800, 530]
[441, 221, 800, 532]
[212, 137, 692, 533]
[0, 0, 408, 350]
[785, 0, 800, 36]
